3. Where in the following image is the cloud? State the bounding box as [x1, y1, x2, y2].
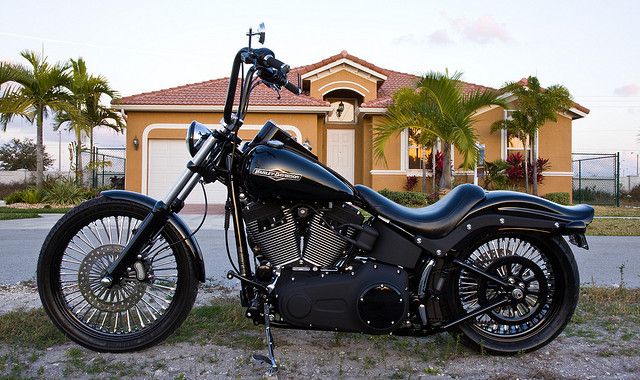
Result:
[428, 29, 453, 45]
[392, 30, 453, 46]
[614, 83, 640, 96]
[392, 34, 418, 45]
[453, 15, 510, 44]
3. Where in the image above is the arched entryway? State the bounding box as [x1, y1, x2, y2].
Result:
[323, 89, 365, 184]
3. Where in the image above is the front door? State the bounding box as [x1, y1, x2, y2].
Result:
[326, 129, 355, 184]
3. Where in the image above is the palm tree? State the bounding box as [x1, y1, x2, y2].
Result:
[374, 71, 506, 190]
[500, 76, 573, 195]
[0, 51, 71, 188]
[55, 58, 124, 184]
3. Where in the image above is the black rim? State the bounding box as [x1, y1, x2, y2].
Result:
[51, 211, 181, 338]
[456, 236, 561, 340]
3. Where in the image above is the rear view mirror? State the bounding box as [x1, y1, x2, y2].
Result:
[258, 22, 266, 44]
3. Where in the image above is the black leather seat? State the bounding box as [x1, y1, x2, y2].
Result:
[355, 184, 486, 238]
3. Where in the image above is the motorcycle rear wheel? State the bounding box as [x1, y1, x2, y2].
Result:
[446, 233, 579, 354]
[37, 197, 199, 352]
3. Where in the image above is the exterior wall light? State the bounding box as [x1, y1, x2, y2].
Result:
[336, 101, 345, 118]
[303, 138, 313, 151]
[133, 136, 139, 150]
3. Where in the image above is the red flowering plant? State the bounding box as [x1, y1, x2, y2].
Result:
[505, 152, 551, 187]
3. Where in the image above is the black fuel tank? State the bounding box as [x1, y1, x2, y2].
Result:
[243, 144, 354, 201]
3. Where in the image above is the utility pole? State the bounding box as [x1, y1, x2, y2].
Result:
[58, 131, 61, 172]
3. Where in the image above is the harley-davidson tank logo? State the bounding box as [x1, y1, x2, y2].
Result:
[252, 168, 302, 182]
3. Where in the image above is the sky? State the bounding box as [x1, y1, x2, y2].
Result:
[1, 0, 639, 173]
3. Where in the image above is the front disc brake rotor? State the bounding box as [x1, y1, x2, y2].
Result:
[77, 244, 147, 312]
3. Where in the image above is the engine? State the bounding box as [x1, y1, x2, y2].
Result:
[243, 201, 364, 268]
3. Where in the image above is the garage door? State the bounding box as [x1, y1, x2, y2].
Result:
[147, 139, 227, 204]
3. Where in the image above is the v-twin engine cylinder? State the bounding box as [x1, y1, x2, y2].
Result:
[243, 201, 363, 268]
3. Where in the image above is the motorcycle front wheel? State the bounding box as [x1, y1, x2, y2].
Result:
[37, 197, 199, 352]
[446, 233, 579, 354]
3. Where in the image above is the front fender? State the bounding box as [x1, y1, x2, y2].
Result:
[101, 190, 206, 282]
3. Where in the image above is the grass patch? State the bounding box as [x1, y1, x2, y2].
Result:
[577, 287, 640, 320]
[594, 206, 640, 217]
[0, 308, 67, 349]
[586, 218, 640, 236]
[0, 212, 39, 220]
[167, 298, 262, 349]
[0, 207, 71, 214]
[0, 289, 637, 359]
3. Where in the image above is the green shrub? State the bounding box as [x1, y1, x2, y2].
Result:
[543, 192, 570, 205]
[22, 188, 43, 204]
[42, 179, 91, 205]
[379, 189, 429, 207]
[4, 190, 25, 204]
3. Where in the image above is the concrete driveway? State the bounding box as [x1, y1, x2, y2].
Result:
[0, 213, 638, 287]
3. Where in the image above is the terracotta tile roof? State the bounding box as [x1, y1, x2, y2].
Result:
[114, 76, 329, 107]
[114, 52, 588, 116]
[360, 72, 497, 108]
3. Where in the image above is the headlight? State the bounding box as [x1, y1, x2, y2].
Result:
[186, 121, 212, 157]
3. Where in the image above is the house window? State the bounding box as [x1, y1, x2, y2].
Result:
[506, 132, 531, 161]
[408, 133, 433, 170]
[502, 109, 533, 161]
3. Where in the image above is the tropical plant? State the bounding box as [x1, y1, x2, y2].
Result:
[543, 192, 570, 205]
[54, 58, 124, 183]
[493, 76, 573, 195]
[0, 138, 53, 170]
[42, 177, 93, 205]
[504, 152, 551, 187]
[404, 175, 419, 191]
[374, 71, 507, 189]
[483, 159, 510, 190]
[378, 188, 429, 207]
[0, 51, 72, 188]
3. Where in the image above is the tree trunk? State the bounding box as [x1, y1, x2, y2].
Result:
[421, 146, 427, 193]
[432, 143, 437, 193]
[522, 133, 529, 194]
[75, 127, 83, 185]
[531, 133, 538, 196]
[35, 105, 44, 189]
[440, 142, 453, 189]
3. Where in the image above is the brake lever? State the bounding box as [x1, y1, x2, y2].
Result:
[262, 81, 281, 99]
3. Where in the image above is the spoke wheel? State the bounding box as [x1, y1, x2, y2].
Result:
[446, 233, 579, 354]
[38, 197, 198, 352]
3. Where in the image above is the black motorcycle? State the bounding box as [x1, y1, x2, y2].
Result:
[38, 26, 594, 374]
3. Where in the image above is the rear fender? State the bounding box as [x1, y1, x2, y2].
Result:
[413, 190, 594, 255]
[101, 190, 206, 282]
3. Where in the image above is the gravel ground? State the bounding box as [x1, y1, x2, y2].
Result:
[1, 283, 639, 379]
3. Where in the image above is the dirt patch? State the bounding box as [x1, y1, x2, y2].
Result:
[1, 286, 639, 379]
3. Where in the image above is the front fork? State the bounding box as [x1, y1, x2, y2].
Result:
[102, 136, 253, 301]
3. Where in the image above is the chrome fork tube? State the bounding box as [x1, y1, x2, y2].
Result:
[162, 136, 217, 206]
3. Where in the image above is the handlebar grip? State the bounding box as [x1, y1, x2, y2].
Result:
[264, 55, 290, 74]
[284, 81, 302, 95]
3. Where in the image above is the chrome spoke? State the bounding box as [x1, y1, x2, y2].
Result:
[58, 214, 179, 336]
[459, 237, 555, 338]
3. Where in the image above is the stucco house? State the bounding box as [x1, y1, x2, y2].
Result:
[114, 51, 589, 204]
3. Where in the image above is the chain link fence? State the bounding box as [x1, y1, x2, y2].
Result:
[81, 147, 125, 189]
[572, 153, 619, 206]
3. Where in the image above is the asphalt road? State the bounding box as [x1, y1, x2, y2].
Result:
[0, 214, 638, 287]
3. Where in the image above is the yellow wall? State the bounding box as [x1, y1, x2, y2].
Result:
[309, 69, 378, 102]
[124, 111, 320, 192]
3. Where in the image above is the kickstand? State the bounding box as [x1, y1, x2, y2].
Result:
[252, 302, 278, 376]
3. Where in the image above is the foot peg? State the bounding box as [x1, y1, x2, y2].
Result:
[252, 302, 278, 375]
